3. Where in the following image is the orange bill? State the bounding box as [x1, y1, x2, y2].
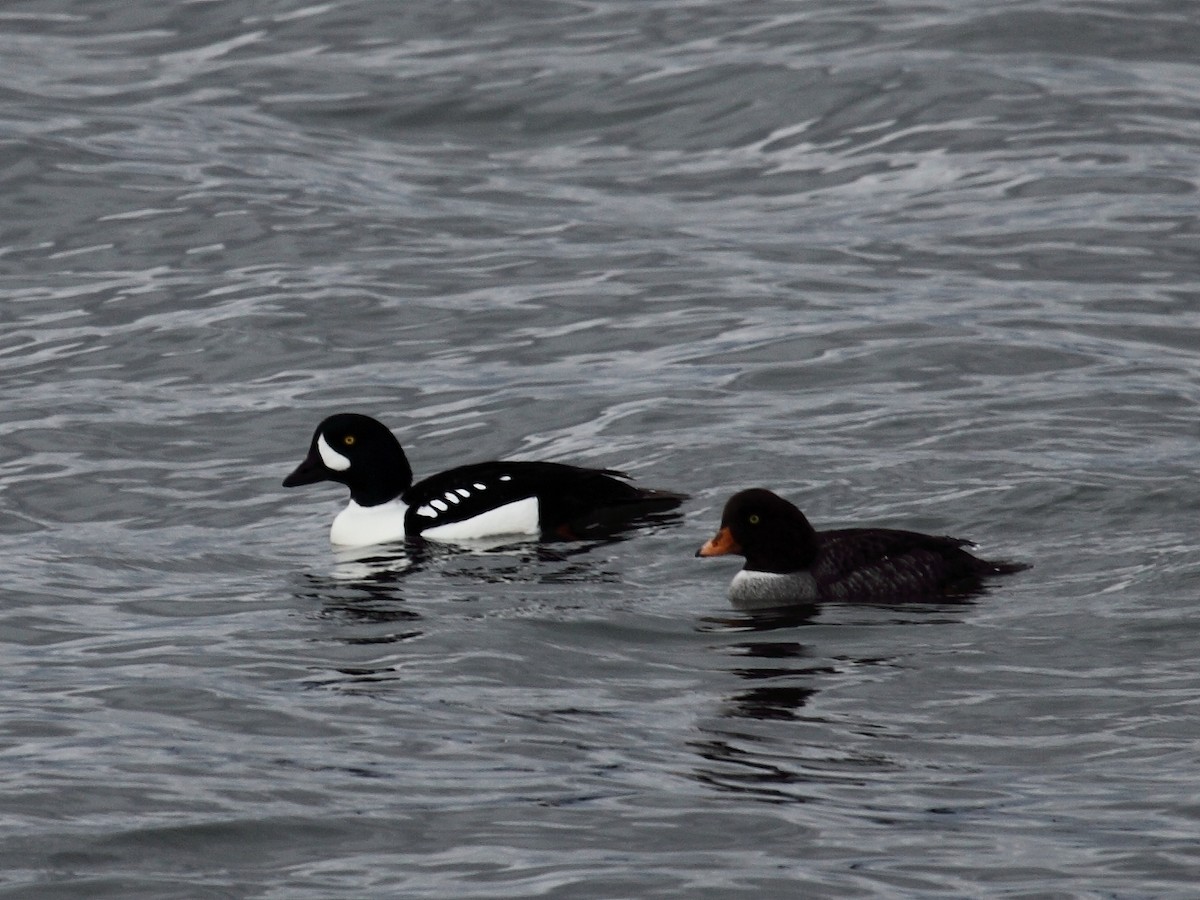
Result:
[697, 526, 741, 557]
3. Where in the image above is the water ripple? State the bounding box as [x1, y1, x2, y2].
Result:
[2, 1, 1199, 896]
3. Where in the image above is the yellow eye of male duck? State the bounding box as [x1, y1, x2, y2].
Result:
[343, 435, 356, 446]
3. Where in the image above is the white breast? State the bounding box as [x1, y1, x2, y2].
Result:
[421, 496, 540, 541]
[729, 569, 818, 610]
[329, 499, 408, 547]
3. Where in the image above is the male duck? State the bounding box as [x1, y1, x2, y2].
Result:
[697, 488, 1026, 608]
[284, 413, 683, 547]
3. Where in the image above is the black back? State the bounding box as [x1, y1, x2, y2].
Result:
[404, 460, 681, 538]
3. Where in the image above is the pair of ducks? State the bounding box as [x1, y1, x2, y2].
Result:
[284, 413, 1026, 608]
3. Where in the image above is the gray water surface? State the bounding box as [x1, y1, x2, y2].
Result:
[2, 1, 1199, 897]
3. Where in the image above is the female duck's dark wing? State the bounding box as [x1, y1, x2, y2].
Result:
[402, 461, 683, 539]
[813, 528, 1023, 599]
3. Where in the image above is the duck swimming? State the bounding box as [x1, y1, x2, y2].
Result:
[284, 413, 683, 548]
[697, 488, 1027, 608]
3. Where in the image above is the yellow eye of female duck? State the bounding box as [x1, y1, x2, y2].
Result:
[748, 514, 760, 524]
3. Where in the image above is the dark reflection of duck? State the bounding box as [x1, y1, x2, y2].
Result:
[721, 636, 826, 721]
[698, 488, 1028, 609]
[287, 557, 424, 691]
[327, 519, 678, 588]
[293, 527, 665, 667]
[689, 596, 977, 800]
[289, 543, 430, 675]
[699, 608, 825, 722]
[696, 603, 821, 634]
[327, 539, 433, 584]
[296, 566, 423, 636]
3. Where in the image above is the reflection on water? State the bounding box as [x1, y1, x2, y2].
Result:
[689, 738, 810, 801]
[291, 549, 428, 679]
[3, 0, 1195, 890]
[688, 597, 977, 801]
[720, 684, 821, 722]
[699, 592, 982, 632]
[290, 531, 670, 682]
[728, 640, 809, 659]
[720, 635, 827, 722]
[689, 729, 902, 805]
[696, 604, 821, 634]
[722, 638, 835, 719]
[326, 525, 676, 588]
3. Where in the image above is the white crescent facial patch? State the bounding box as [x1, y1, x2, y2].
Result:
[317, 433, 351, 472]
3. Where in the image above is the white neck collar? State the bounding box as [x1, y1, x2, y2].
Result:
[329, 499, 409, 547]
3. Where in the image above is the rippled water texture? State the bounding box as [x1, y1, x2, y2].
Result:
[2, 1, 1199, 896]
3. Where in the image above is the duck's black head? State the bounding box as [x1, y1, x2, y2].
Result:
[697, 488, 820, 573]
[282, 413, 414, 506]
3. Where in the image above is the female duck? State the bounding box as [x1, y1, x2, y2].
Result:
[697, 488, 1026, 608]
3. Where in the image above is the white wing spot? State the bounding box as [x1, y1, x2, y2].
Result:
[473, 483, 486, 490]
[416, 505, 437, 518]
[456, 489, 471, 498]
[444, 491, 460, 504]
[431, 499, 449, 511]
[499, 475, 512, 482]
[421, 497, 540, 541]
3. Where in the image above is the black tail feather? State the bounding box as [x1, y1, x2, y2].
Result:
[556, 488, 686, 539]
